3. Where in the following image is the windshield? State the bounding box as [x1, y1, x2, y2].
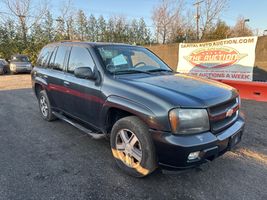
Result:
[0, 60, 6, 65]
[96, 45, 172, 74]
[11, 56, 29, 62]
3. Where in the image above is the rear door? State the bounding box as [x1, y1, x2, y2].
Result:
[63, 45, 104, 127]
[45, 45, 71, 110]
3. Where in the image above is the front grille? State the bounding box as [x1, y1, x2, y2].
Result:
[208, 97, 239, 134]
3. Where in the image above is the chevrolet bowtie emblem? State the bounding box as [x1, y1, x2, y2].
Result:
[226, 108, 234, 117]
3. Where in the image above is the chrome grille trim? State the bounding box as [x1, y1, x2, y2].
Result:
[208, 97, 239, 134]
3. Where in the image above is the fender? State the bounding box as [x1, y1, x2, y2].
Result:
[32, 75, 48, 96]
[100, 95, 161, 131]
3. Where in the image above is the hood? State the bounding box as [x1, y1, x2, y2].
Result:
[117, 73, 237, 108]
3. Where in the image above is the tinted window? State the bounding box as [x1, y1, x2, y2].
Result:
[48, 47, 57, 69]
[37, 47, 53, 67]
[1, 60, 7, 65]
[11, 56, 29, 62]
[68, 47, 95, 73]
[52, 46, 68, 71]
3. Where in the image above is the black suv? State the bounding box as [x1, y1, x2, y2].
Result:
[32, 41, 245, 177]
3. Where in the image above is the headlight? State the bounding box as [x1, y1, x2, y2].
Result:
[169, 108, 210, 134]
[10, 63, 15, 70]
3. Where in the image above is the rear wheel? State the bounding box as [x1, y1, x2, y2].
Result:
[110, 116, 157, 177]
[38, 90, 56, 121]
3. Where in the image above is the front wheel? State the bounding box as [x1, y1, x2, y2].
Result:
[110, 116, 157, 177]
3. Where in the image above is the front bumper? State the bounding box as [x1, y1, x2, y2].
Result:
[150, 116, 245, 170]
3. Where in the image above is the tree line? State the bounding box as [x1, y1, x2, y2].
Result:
[0, 11, 151, 63]
[0, 0, 254, 64]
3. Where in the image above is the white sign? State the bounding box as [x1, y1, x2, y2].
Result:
[177, 36, 258, 81]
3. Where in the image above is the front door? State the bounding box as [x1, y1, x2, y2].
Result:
[63, 46, 104, 127]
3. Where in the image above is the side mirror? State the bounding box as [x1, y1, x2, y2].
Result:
[74, 67, 97, 80]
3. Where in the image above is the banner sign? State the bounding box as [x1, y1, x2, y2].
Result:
[177, 36, 258, 81]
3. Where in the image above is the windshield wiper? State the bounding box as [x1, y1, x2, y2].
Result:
[114, 69, 152, 75]
[147, 69, 173, 73]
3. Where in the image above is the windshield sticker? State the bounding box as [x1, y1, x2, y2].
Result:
[112, 54, 127, 66]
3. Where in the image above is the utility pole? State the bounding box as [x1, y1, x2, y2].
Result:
[243, 18, 250, 35]
[193, 0, 203, 41]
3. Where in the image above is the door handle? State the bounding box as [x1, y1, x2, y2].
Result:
[63, 81, 70, 87]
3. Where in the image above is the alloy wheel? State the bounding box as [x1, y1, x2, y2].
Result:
[115, 129, 142, 168]
[40, 96, 48, 117]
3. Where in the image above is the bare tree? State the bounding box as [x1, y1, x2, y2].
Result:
[1, 0, 47, 45]
[56, 0, 76, 40]
[229, 16, 253, 37]
[184, 10, 197, 41]
[200, 0, 228, 40]
[152, 0, 184, 44]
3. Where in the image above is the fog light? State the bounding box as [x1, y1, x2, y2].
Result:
[188, 151, 200, 160]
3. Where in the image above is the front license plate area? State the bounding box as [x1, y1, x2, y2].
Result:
[229, 131, 242, 149]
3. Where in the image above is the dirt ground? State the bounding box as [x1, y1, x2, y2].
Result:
[0, 74, 32, 91]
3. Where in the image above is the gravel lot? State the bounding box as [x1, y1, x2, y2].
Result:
[0, 74, 31, 90]
[0, 75, 266, 200]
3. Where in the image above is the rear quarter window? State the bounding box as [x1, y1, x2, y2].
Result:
[37, 46, 54, 67]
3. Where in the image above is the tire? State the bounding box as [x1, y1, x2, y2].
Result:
[110, 116, 157, 177]
[38, 90, 56, 121]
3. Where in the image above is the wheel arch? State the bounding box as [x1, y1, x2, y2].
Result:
[33, 76, 48, 97]
[100, 95, 159, 134]
[34, 83, 44, 97]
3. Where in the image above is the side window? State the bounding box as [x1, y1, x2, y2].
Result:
[68, 47, 95, 73]
[48, 47, 57, 69]
[36, 47, 53, 67]
[51, 46, 69, 71]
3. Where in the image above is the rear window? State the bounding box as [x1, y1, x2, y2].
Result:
[11, 56, 29, 62]
[50, 46, 69, 71]
[37, 46, 54, 67]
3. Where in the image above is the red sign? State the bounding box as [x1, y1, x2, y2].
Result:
[184, 47, 247, 69]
